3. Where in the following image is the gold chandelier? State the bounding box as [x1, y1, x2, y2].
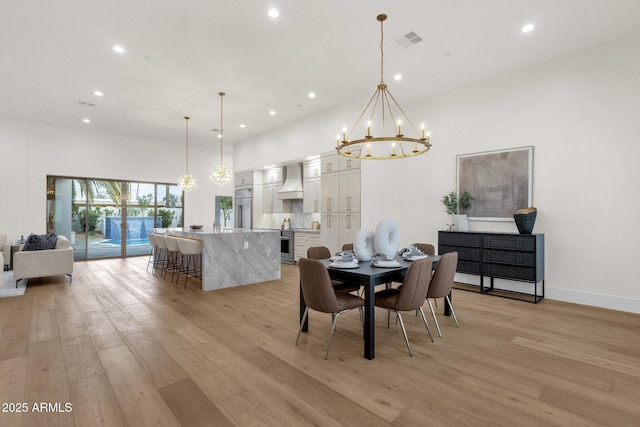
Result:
[178, 116, 197, 191]
[337, 14, 431, 160]
[210, 91, 233, 185]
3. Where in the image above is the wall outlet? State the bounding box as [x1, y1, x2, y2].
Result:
[244, 241, 249, 249]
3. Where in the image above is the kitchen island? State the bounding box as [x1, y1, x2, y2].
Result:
[167, 227, 280, 291]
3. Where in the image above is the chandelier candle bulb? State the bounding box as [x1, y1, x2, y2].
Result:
[366, 121, 372, 138]
[397, 120, 402, 136]
[367, 143, 371, 157]
[421, 124, 426, 139]
[336, 135, 340, 147]
[342, 127, 347, 142]
[391, 142, 396, 156]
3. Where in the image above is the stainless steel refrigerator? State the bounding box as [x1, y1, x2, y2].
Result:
[234, 188, 252, 229]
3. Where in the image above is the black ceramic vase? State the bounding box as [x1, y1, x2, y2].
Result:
[513, 207, 537, 234]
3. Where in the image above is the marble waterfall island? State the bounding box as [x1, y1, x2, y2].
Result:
[168, 228, 280, 290]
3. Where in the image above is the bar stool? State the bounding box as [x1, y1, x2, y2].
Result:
[163, 235, 181, 283]
[146, 233, 157, 272]
[176, 237, 202, 289]
[153, 234, 169, 275]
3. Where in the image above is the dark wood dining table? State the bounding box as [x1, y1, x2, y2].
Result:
[299, 255, 448, 360]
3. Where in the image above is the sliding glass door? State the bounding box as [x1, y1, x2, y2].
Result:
[46, 176, 183, 261]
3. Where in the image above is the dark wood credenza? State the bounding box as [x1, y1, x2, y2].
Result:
[438, 231, 545, 303]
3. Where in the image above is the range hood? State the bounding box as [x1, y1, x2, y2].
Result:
[277, 163, 304, 200]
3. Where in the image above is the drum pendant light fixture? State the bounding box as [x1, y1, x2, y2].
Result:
[337, 14, 432, 160]
[177, 116, 197, 191]
[210, 92, 232, 185]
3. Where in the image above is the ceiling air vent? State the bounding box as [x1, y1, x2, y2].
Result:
[77, 101, 96, 107]
[397, 31, 423, 48]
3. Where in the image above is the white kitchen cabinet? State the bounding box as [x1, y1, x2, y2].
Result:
[339, 168, 361, 212]
[308, 233, 321, 248]
[303, 160, 321, 213]
[303, 160, 321, 178]
[320, 151, 361, 252]
[262, 167, 283, 213]
[303, 176, 321, 213]
[294, 232, 322, 262]
[294, 232, 308, 262]
[235, 171, 253, 188]
[321, 171, 339, 212]
[339, 155, 360, 170]
[263, 182, 283, 213]
[321, 154, 339, 174]
[339, 212, 361, 247]
[320, 213, 340, 253]
[264, 167, 283, 184]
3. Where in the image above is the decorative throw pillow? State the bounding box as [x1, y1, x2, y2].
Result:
[22, 233, 58, 251]
[45, 232, 58, 249]
[22, 234, 45, 251]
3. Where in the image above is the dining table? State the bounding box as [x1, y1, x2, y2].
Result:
[299, 254, 448, 360]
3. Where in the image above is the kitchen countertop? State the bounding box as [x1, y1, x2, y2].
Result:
[159, 227, 278, 234]
[291, 228, 321, 234]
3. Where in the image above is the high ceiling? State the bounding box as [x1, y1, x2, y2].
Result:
[2, 0, 640, 148]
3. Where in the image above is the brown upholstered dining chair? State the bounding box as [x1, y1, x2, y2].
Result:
[374, 257, 434, 356]
[307, 246, 360, 295]
[412, 243, 435, 255]
[296, 257, 365, 359]
[341, 243, 354, 251]
[426, 252, 459, 337]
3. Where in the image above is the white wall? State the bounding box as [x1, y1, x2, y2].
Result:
[234, 34, 640, 313]
[0, 119, 233, 238]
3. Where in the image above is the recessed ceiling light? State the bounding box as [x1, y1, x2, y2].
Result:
[394, 74, 402, 81]
[521, 24, 535, 33]
[240, 124, 246, 128]
[83, 118, 91, 123]
[268, 8, 279, 18]
[269, 110, 276, 116]
[94, 91, 103, 97]
[308, 92, 316, 99]
[113, 45, 125, 53]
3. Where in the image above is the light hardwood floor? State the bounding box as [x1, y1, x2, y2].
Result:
[1, 257, 639, 426]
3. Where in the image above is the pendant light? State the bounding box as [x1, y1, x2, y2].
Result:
[210, 92, 233, 185]
[177, 116, 197, 191]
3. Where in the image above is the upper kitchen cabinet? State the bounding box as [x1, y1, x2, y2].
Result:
[263, 167, 283, 213]
[264, 167, 283, 184]
[235, 171, 253, 188]
[263, 182, 283, 213]
[339, 155, 360, 170]
[303, 159, 321, 213]
[304, 160, 321, 178]
[321, 154, 340, 174]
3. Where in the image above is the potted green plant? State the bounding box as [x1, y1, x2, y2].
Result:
[441, 191, 474, 231]
[458, 191, 474, 214]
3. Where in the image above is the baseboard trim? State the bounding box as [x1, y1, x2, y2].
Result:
[545, 287, 640, 314]
[453, 273, 640, 314]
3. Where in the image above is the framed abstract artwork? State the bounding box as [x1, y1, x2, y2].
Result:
[457, 146, 533, 221]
